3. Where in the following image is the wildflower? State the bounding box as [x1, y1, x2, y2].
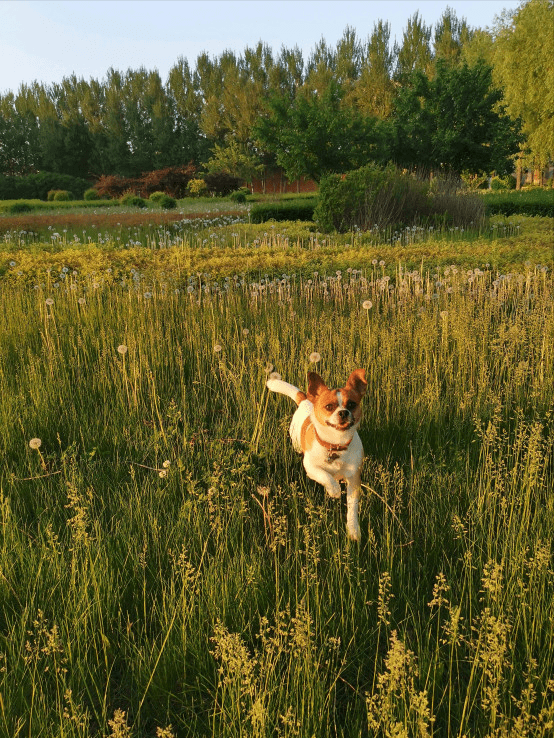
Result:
[29, 438, 42, 450]
[257, 485, 270, 497]
[379, 260, 385, 267]
[309, 352, 321, 363]
[45, 298, 54, 306]
[159, 470, 167, 479]
[362, 300, 373, 310]
[214, 344, 222, 353]
[117, 344, 128, 355]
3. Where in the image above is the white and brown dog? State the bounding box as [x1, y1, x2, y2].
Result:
[266, 369, 367, 541]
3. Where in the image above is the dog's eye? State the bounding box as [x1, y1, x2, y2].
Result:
[325, 403, 336, 412]
[346, 400, 357, 410]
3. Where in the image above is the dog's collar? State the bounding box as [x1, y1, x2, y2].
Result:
[313, 427, 352, 455]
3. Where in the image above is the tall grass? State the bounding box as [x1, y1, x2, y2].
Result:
[0, 255, 553, 736]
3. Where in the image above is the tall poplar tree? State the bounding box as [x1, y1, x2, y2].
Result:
[491, 0, 554, 178]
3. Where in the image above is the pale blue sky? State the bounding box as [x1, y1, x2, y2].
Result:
[1, 0, 521, 94]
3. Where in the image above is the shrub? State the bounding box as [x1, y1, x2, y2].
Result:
[229, 190, 247, 204]
[250, 199, 316, 223]
[119, 193, 147, 208]
[47, 189, 73, 202]
[203, 171, 243, 197]
[84, 188, 101, 201]
[0, 172, 90, 200]
[159, 195, 177, 210]
[490, 175, 517, 191]
[315, 164, 432, 233]
[186, 179, 208, 197]
[7, 201, 33, 213]
[315, 164, 484, 233]
[149, 191, 167, 203]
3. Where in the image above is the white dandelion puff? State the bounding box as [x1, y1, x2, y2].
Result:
[45, 298, 54, 306]
[309, 352, 321, 363]
[269, 371, 281, 380]
[117, 344, 128, 355]
[159, 470, 167, 479]
[214, 344, 223, 353]
[362, 300, 373, 310]
[162, 460, 171, 469]
[29, 438, 42, 450]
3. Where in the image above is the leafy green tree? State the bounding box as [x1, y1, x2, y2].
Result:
[393, 12, 433, 82]
[254, 79, 384, 182]
[391, 59, 521, 175]
[352, 21, 396, 118]
[0, 91, 40, 175]
[491, 0, 554, 175]
[433, 7, 474, 67]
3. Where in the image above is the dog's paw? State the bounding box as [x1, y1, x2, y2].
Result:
[347, 521, 361, 542]
[326, 483, 342, 499]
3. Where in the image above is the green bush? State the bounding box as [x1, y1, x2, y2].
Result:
[47, 189, 73, 202]
[148, 191, 166, 203]
[250, 199, 316, 224]
[7, 201, 33, 214]
[84, 188, 100, 201]
[120, 193, 147, 208]
[315, 164, 433, 233]
[186, 179, 208, 197]
[490, 175, 517, 191]
[229, 190, 247, 204]
[0, 172, 90, 200]
[159, 194, 177, 210]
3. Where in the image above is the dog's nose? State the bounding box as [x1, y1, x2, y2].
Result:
[338, 409, 349, 420]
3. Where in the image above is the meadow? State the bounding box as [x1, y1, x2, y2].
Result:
[0, 203, 553, 737]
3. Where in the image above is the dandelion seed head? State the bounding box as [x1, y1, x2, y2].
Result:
[257, 485, 270, 497]
[117, 344, 128, 355]
[269, 371, 281, 380]
[362, 300, 373, 310]
[159, 470, 167, 479]
[162, 460, 171, 469]
[309, 352, 321, 363]
[214, 344, 222, 353]
[45, 298, 54, 306]
[29, 438, 42, 450]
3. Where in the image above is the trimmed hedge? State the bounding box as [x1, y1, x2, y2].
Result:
[0, 172, 91, 200]
[484, 199, 554, 217]
[250, 199, 316, 223]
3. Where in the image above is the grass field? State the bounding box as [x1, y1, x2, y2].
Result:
[0, 205, 553, 737]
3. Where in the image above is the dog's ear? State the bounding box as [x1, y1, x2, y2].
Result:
[307, 372, 327, 401]
[346, 368, 367, 397]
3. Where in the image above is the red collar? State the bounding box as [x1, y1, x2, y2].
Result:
[313, 427, 352, 454]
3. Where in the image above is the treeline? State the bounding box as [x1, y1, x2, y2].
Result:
[0, 1, 551, 185]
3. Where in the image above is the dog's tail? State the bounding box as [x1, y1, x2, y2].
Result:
[266, 377, 307, 406]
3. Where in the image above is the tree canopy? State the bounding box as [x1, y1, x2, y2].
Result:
[0, 3, 548, 183]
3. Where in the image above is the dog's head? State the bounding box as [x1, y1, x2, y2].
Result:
[307, 369, 367, 432]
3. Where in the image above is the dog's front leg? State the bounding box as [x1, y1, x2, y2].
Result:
[304, 460, 342, 499]
[345, 473, 362, 541]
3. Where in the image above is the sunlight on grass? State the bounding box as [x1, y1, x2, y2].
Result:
[0, 211, 553, 736]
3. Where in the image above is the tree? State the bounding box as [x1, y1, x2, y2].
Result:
[390, 59, 522, 175]
[491, 0, 554, 176]
[254, 80, 384, 182]
[352, 21, 396, 118]
[394, 12, 433, 82]
[433, 7, 474, 67]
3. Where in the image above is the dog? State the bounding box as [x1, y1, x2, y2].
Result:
[266, 369, 367, 541]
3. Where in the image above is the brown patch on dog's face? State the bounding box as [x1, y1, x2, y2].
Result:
[308, 370, 366, 431]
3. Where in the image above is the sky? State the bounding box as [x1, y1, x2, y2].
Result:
[1, 0, 522, 95]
